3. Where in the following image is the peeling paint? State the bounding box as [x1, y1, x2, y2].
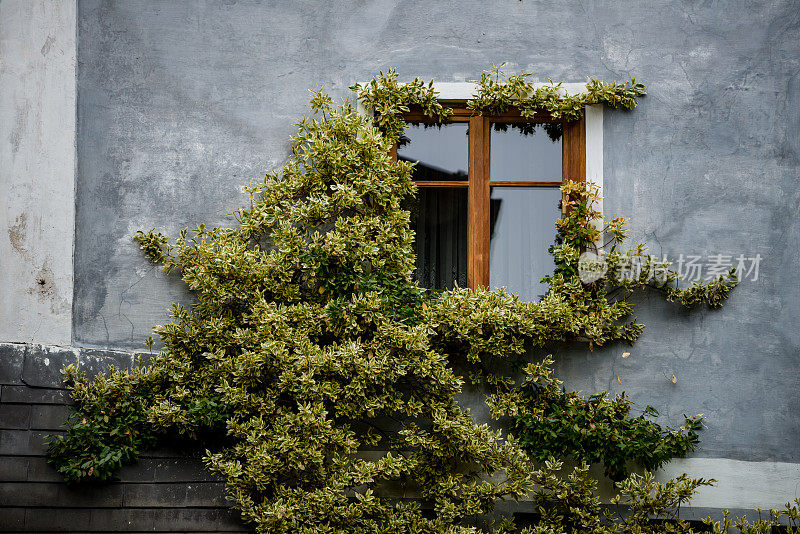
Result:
[27, 261, 57, 302]
[8, 212, 28, 258]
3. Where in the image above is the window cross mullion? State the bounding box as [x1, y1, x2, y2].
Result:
[467, 115, 490, 290]
[395, 106, 585, 296]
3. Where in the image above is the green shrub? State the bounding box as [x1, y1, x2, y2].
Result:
[512, 357, 702, 481]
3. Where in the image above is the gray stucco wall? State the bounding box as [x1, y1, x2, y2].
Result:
[72, 0, 798, 472]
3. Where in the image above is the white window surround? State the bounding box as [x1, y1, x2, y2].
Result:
[356, 82, 604, 224]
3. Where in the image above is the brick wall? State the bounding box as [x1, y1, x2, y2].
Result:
[0, 343, 249, 533]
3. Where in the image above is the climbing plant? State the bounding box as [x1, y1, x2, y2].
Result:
[352, 63, 647, 138]
[49, 67, 745, 534]
[466, 62, 646, 119]
[512, 356, 703, 482]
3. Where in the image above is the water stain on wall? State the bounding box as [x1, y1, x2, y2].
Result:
[8, 212, 29, 259]
[40, 35, 56, 56]
[9, 102, 30, 155]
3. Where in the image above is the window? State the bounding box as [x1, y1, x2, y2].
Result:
[394, 104, 586, 301]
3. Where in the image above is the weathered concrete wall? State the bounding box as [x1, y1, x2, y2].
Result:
[73, 0, 800, 466]
[3, 0, 793, 526]
[0, 0, 76, 345]
[0, 0, 761, 516]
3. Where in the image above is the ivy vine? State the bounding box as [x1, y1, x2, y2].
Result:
[467, 62, 646, 120]
[47, 67, 750, 534]
[353, 63, 647, 142]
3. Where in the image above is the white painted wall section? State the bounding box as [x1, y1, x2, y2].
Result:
[0, 0, 77, 345]
[585, 104, 604, 226]
[656, 458, 800, 510]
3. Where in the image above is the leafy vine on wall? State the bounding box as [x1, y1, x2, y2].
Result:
[46, 66, 764, 534]
[351, 62, 646, 141]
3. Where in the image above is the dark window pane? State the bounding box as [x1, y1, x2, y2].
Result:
[397, 123, 469, 181]
[409, 188, 468, 290]
[489, 187, 561, 301]
[490, 122, 562, 181]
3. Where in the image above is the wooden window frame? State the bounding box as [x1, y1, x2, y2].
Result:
[392, 105, 586, 290]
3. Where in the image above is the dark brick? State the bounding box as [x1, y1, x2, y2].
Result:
[27, 457, 222, 484]
[24, 456, 63, 482]
[122, 483, 184, 508]
[22, 346, 78, 388]
[0, 429, 61, 456]
[0, 386, 70, 404]
[123, 482, 227, 508]
[22, 507, 91, 531]
[29, 404, 71, 430]
[140, 445, 207, 460]
[0, 430, 30, 456]
[150, 508, 244, 532]
[0, 404, 31, 430]
[0, 348, 245, 534]
[31, 429, 62, 455]
[0, 506, 248, 534]
[0, 457, 28, 481]
[185, 482, 229, 507]
[87, 507, 156, 532]
[0, 508, 26, 531]
[119, 458, 222, 483]
[0, 482, 123, 508]
[0, 344, 26, 385]
[63, 508, 247, 532]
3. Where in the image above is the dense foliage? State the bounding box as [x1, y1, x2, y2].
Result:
[351, 70, 452, 142]
[512, 356, 702, 482]
[48, 364, 161, 481]
[466, 63, 646, 120]
[49, 68, 747, 533]
[352, 63, 647, 138]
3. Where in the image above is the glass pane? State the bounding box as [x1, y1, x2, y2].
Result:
[408, 187, 468, 290]
[490, 122, 562, 181]
[490, 187, 562, 301]
[397, 123, 469, 181]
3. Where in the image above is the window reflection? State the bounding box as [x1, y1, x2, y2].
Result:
[490, 122, 562, 181]
[397, 123, 469, 181]
[489, 187, 561, 301]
